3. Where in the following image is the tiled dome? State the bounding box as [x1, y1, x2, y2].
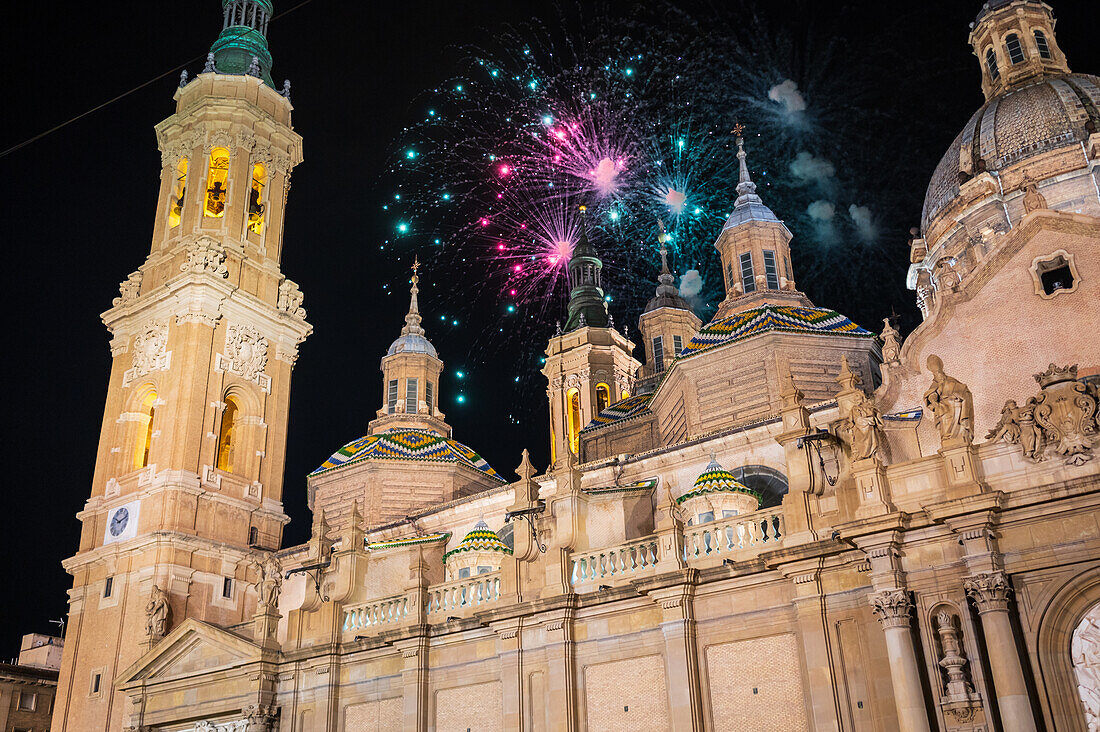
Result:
[443, 521, 513, 561]
[677, 459, 762, 506]
[311, 428, 503, 480]
[922, 74, 1100, 235]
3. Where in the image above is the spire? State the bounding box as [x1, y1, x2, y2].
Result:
[208, 0, 276, 87]
[733, 124, 763, 208]
[402, 256, 425, 337]
[564, 205, 610, 331]
[642, 220, 691, 314]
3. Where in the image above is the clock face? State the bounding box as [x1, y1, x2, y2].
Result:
[109, 507, 129, 537]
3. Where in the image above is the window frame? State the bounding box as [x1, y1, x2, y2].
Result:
[673, 334, 683, 356]
[103, 576, 113, 599]
[986, 47, 1001, 81]
[739, 252, 756, 293]
[1005, 33, 1025, 65]
[405, 377, 419, 415]
[762, 250, 780, 290]
[222, 577, 233, 599]
[1033, 29, 1051, 59]
[387, 379, 399, 414]
[652, 336, 665, 373]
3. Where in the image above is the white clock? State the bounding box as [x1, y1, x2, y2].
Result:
[103, 500, 140, 545]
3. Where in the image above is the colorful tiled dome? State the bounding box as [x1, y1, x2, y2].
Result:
[311, 428, 504, 480]
[679, 304, 872, 359]
[443, 521, 513, 562]
[583, 393, 655, 431]
[677, 459, 762, 506]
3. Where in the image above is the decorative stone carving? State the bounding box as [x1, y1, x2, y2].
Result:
[1033, 364, 1097, 465]
[204, 129, 234, 155]
[235, 128, 256, 153]
[114, 271, 143, 307]
[124, 321, 170, 386]
[924, 355, 974, 446]
[964, 571, 1013, 613]
[251, 553, 283, 612]
[985, 364, 1097, 465]
[145, 584, 170, 641]
[181, 238, 229, 278]
[934, 610, 982, 722]
[870, 589, 913, 629]
[848, 391, 885, 461]
[1072, 601, 1100, 732]
[244, 705, 278, 732]
[277, 280, 307, 319]
[1021, 173, 1048, 214]
[221, 324, 269, 387]
[880, 317, 902, 364]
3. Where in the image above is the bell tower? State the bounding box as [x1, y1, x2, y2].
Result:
[52, 3, 309, 730]
[543, 209, 640, 466]
[969, 0, 1070, 101]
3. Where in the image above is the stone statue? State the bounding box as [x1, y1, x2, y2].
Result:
[986, 400, 1022, 443]
[1018, 397, 1046, 461]
[879, 318, 902, 364]
[924, 355, 974, 445]
[1021, 173, 1048, 214]
[145, 584, 170, 641]
[849, 392, 884, 461]
[252, 553, 283, 612]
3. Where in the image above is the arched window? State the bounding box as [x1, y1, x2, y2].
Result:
[566, 387, 581, 455]
[248, 163, 266, 234]
[1005, 34, 1025, 65]
[732, 465, 789, 508]
[169, 159, 188, 228]
[204, 148, 230, 218]
[1034, 30, 1052, 59]
[216, 397, 240, 472]
[133, 391, 157, 469]
[986, 48, 1001, 81]
[595, 383, 610, 414]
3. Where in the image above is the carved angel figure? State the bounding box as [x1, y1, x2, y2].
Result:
[880, 318, 902, 364]
[252, 553, 283, 611]
[1018, 397, 1046, 462]
[145, 584, 169, 640]
[986, 400, 1022, 443]
[849, 392, 884, 461]
[924, 355, 974, 445]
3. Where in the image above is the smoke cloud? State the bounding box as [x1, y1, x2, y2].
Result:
[848, 204, 876, 241]
[679, 269, 703, 298]
[807, 200, 836, 222]
[790, 151, 835, 187]
[768, 80, 807, 113]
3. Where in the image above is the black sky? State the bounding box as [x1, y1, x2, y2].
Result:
[0, 0, 1096, 653]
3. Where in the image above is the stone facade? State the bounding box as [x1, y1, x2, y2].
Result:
[54, 1, 1100, 731]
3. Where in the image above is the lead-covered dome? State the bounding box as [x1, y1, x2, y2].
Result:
[922, 74, 1100, 236]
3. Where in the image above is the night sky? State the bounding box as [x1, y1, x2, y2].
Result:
[1, 0, 1096, 654]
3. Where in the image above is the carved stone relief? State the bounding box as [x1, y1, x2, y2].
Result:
[870, 589, 913, 629]
[1072, 601, 1100, 732]
[933, 609, 982, 723]
[277, 280, 307, 318]
[113, 271, 143, 307]
[181, 238, 229, 278]
[124, 321, 170, 386]
[216, 324, 270, 391]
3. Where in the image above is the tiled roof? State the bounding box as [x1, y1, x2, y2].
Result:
[583, 478, 659, 496]
[443, 521, 513, 562]
[367, 532, 451, 551]
[677, 460, 761, 505]
[679, 304, 873, 359]
[311, 428, 504, 480]
[582, 393, 655, 431]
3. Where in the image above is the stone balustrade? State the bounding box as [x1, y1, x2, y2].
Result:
[425, 572, 502, 617]
[571, 537, 661, 587]
[682, 508, 784, 562]
[343, 593, 409, 633]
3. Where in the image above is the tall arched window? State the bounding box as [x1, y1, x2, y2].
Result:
[204, 148, 230, 218]
[595, 383, 610, 414]
[169, 159, 188, 228]
[986, 48, 1001, 81]
[133, 391, 157, 469]
[216, 397, 240, 472]
[566, 387, 581, 455]
[1005, 34, 1025, 65]
[248, 163, 266, 234]
[1034, 30, 1052, 59]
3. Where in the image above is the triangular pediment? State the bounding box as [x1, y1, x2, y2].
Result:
[118, 618, 264, 687]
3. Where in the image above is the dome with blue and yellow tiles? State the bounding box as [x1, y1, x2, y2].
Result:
[679, 304, 873, 360]
[311, 428, 504, 481]
[678, 459, 762, 507]
[443, 520, 513, 562]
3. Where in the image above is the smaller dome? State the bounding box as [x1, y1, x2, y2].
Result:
[387, 333, 438, 358]
[443, 521, 513, 561]
[677, 459, 762, 506]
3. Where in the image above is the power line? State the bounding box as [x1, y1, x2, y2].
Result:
[0, 0, 315, 161]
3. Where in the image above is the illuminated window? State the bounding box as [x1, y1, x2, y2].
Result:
[763, 250, 780, 289]
[387, 379, 399, 414]
[204, 148, 230, 218]
[216, 397, 239, 473]
[986, 48, 1000, 81]
[550, 423, 557, 464]
[652, 336, 664, 373]
[566, 387, 581, 455]
[168, 158, 188, 228]
[740, 252, 756, 293]
[1005, 34, 1025, 64]
[248, 163, 266, 234]
[1034, 30, 1051, 59]
[595, 383, 610, 414]
[406, 378, 419, 414]
[134, 390, 157, 469]
[673, 334, 683, 356]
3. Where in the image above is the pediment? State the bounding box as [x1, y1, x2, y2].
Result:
[118, 618, 264, 686]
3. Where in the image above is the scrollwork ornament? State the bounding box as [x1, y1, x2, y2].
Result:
[127, 321, 169, 384]
[964, 571, 1013, 613]
[224, 324, 269, 383]
[204, 129, 234, 155]
[235, 128, 256, 153]
[870, 588, 913, 629]
[181, 238, 229, 278]
[113, 271, 143, 307]
[277, 280, 307, 319]
[1032, 364, 1096, 465]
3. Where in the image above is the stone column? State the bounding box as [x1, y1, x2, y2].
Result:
[870, 589, 932, 732]
[494, 620, 524, 731]
[963, 572, 1038, 732]
[542, 604, 579, 732]
[396, 631, 429, 732]
[648, 574, 704, 732]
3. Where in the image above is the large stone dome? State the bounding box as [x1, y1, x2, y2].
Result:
[922, 73, 1100, 235]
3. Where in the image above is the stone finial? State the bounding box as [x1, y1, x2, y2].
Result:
[778, 359, 804, 408]
[342, 500, 365, 549]
[281, 79, 292, 100]
[401, 256, 426, 337]
[203, 52, 216, 73]
[578, 312, 587, 328]
[836, 355, 862, 393]
[179, 70, 189, 87]
[880, 317, 902, 364]
[251, 553, 283, 611]
[513, 449, 540, 504]
[247, 55, 262, 78]
[555, 320, 562, 336]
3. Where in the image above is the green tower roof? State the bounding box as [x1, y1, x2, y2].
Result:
[208, 0, 276, 87]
